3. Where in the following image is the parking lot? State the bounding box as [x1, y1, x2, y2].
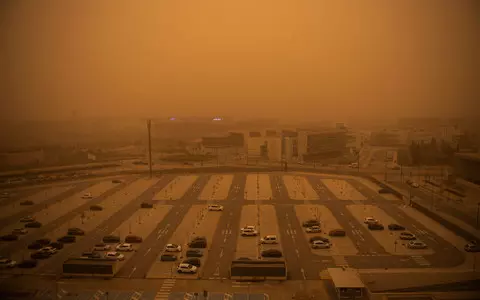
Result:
[0, 172, 472, 281]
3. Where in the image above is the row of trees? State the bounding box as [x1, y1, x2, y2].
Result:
[409, 138, 456, 165]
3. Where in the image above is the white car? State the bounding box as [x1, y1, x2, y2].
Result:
[364, 217, 378, 225]
[306, 226, 322, 233]
[408, 241, 428, 249]
[81, 193, 93, 199]
[12, 228, 28, 235]
[260, 235, 278, 244]
[0, 258, 16, 268]
[105, 252, 125, 261]
[311, 240, 331, 249]
[93, 243, 111, 251]
[115, 243, 134, 252]
[411, 182, 419, 188]
[165, 244, 182, 252]
[177, 263, 197, 274]
[208, 204, 224, 211]
[241, 228, 258, 236]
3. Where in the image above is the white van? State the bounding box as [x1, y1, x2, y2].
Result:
[260, 235, 278, 244]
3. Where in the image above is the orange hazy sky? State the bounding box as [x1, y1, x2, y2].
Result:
[1, 0, 479, 122]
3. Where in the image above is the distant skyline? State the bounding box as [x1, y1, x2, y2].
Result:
[1, 1, 479, 122]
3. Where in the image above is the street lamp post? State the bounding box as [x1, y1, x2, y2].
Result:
[476, 203, 480, 229]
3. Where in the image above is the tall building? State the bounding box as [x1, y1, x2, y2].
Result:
[297, 129, 348, 162]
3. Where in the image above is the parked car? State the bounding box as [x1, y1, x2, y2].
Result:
[368, 223, 384, 230]
[240, 227, 258, 236]
[20, 216, 35, 223]
[20, 200, 34, 206]
[31, 251, 51, 259]
[12, 228, 28, 235]
[388, 224, 405, 231]
[407, 241, 428, 249]
[57, 235, 76, 243]
[82, 193, 93, 199]
[302, 219, 320, 228]
[67, 228, 85, 236]
[89, 205, 103, 211]
[399, 232, 416, 240]
[378, 188, 392, 194]
[260, 235, 278, 244]
[328, 229, 346, 237]
[186, 249, 203, 258]
[1, 234, 19, 241]
[261, 249, 283, 258]
[364, 217, 378, 225]
[188, 237, 207, 248]
[140, 202, 153, 208]
[38, 247, 57, 255]
[93, 243, 111, 251]
[182, 258, 201, 267]
[103, 235, 121, 243]
[17, 259, 38, 268]
[306, 226, 322, 233]
[465, 242, 480, 252]
[208, 204, 224, 211]
[0, 258, 16, 269]
[116, 243, 134, 252]
[25, 221, 42, 228]
[309, 236, 330, 244]
[27, 242, 43, 250]
[125, 235, 143, 243]
[81, 252, 102, 259]
[311, 240, 331, 249]
[160, 254, 178, 261]
[177, 263, 197, 274]
[36, 238, 51, 246]
[112, 179, 123, 184]
[105, 252, 124, 261]
[165, 244, 182, 252]
[50, 242, 64, 250]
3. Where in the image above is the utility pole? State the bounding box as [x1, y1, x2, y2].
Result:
[476, 203, 480, 229]
[147, 119, 153, 179]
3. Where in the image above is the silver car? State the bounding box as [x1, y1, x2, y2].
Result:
[407, 241, 427, 249]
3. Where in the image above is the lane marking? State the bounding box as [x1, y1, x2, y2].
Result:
[144, 248, 151, 256]
[128, 267, 136, 278]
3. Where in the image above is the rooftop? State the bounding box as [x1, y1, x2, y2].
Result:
[455, 152, 480, 163]
[328, 268, 365, 288]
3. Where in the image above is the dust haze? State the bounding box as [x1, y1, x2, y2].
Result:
[1, 0, 478, 122]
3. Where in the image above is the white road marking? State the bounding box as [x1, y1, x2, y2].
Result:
[220, 248, 224, 257]
[128, 267, 137, 278]
[144, 248, 151, 256]
[295, 249, 300, 257]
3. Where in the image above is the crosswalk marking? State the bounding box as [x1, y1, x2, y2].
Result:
[411, 255, 430, 266]
[130, 291, 143, 300]
[155, 279, 176, 300]
[91, 290, 105, 300]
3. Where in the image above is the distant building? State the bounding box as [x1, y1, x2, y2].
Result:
[370, 129, 409, 146]
[200, 132, 245, 156]
[297, 130, 348, 162]
[247, 132, 264, 158]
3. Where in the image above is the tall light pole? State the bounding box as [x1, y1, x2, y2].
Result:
[147, 120, 153, 179]
[476, 203, 480, 229]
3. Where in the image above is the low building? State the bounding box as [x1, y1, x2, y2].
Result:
[453, 152, 480, 184]
[298, 129, 348, 162]
[370, 129, 409, 146]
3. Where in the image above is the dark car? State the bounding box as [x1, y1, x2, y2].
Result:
[57, 235, 76, 243]
[188, 237, 207, 248]
[160, 254, 178, 261]
[31, 251, 51, 259]
[103, 235, 120, 243]
[182, 258, 201, 267]
[28, 242, 43, 250]
[50, 242, 64, 250]
[328, 229, 346, 237]
[81, 252, 102, 259]
[36, 238, 51, 246]
[112, 179, 123, 184]
[302, 219, 320, 228]
[378, 188, 391, 194]
[309, 236, 330, 244]
[141, 202, 153, 208]
[368, 223, 384, 230]
[261, 249, 283, 258]
[186, 249, 204, 258]
[399, 232, 416, 240]
[17, 259, 38, 268]
[20, 200, 34, 206]
[1, 234, 19, 241]
[125, 235, 143, 243]
[465, 242, 480, 252]
[25, 221, 42, 228]
[388, 224, 405, 231]
[67, 228, 85, 236]
[90, 205, 103, 211]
